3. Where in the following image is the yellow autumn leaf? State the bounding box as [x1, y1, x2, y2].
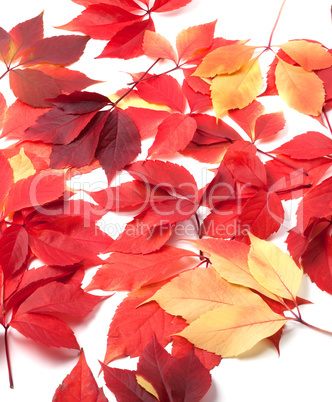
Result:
[248, 233, 303, 301]
[211, 57, 262, 117]
[280, 40, 332, 71]
[8, 148, 36, 183]
[108, 91, 172, 112]
[177, 305, 288, 357]
[147, 267, 267, 323]
[193, 239, 277, 301]
[136, 375, 159, 400]
[194, 43, 256, 77]
[275, 59, 325, 116]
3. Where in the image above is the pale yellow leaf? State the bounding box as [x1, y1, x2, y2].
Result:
[280, 40, 332, 71]
[248, 233, 303, 300]
[193, 239, 278, 301]
[147, 267, 267, 323]
[136, 375, 159, 400]
[9, 148, 36, 183]
[211, 57, 263, 117]
[275, 59, 325, 116]
[194, 44, 256, 77]
[177, 305, 288, 357]
[108, 91, 171, 112]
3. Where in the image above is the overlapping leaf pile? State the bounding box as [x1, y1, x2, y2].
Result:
[0, 0, 332, 400]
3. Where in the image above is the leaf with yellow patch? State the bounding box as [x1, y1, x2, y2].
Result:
[194, 43, 256, 77]
[211, 58, 262, 117]
[193, 239, 277, 301]
[275, 59, 325, 116]
[147, 267, 267, 323]
[177, 305, 288, 357]
[247, 233, 303, 301]
[9, 148, 36, 183]
[280, 40, 332, 71]
[136, 375, 160, 400]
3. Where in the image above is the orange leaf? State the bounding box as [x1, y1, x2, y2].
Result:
[143, 30, 177, 63]
[194, 43, 256, 77]
[280, 40, 332, 71]
[275, 59, 325, 116]
[211, 58, 262, 117]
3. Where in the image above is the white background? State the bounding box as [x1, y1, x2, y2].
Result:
[1, 0, 332, 401]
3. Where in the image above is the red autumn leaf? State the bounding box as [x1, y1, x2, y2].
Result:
[10, 313, 80, 349]
[36, 65, 101, 94]
[254, 111, 286, 141]
[59, 5, 141, 40]
[9, 68, 61, 108]
[236, 190, 284, 240]
[182, 80, 212, 113]
[23, 108, 98, 144]
[4, 170, 65, 216]
[133, 73, 186, 113]
[294, 176, 332, 232]
[191, 113, 243, 145]
[47, 91, 110, 114]
[183, 67, 211, 95]
[224, 143, 267, 189]
[171, 337, 222, 371]
[148, 113, 197, 157]
[272, 131, 332, 159]
[0, 225, 29, 278]
[0, 92, 7, 131]
[126, 160, 198, 199]
[104, 282, 186, 364]
[70, 0, 143, 12]
[6, 13, 44, 64]
[125, 107, 171, 139]
[14, 281, 106, 318]
[26, 211, 110, 266]
[4, 265, 81, 312]
[143, 30, 178, 63]
[102, 365, 156, 402]
[1, 100, 47, 140]
[229, 100, 265, 139]
[50, 111, 108, 169]
[53, 350, 108, 402]
[0, 151, 13, 208]
[97, 19, 155, 59]
[19, 35, 89, 66]
[137, 336, 211, 402]
[151, 0, 193, 12]
[317, 64, 332, 102]
[176, 21, 217, 63]
[86, 246, 197, 291]
[95, 108, 141, 182]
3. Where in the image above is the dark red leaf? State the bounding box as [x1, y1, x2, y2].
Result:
[9, 68, 61, 108]
[47, 91, 110, 114]
[50, 111, 108, 169]
[102, 365, 156, 402]
[96, 108, 141, 182]
[23, 108, 98, 144]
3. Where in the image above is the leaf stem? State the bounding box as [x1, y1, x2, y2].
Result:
[4, 326, 14, 388]
[114, 58, 162, 107]
[194, 212, 204, 260]
[257, 148, 309, 176]
[293, 317, 332, 336]
[127, 62, 186, 86]
[267, 0, 287, 49]
[323, 107, 332, 137]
